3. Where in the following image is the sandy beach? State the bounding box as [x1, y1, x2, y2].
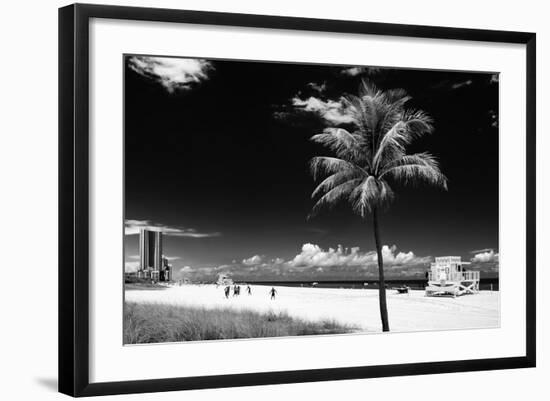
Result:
[125, 284, 500, 333]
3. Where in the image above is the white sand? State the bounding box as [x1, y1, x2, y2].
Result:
[125, 284, 500, 333]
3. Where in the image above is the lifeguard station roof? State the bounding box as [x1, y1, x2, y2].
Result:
[432, 256, 471, 265]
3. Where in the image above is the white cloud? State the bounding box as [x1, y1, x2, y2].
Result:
[451, 79, 473, 89]
[380, 245, 433, 267]
[306, 81, 327, 94]
[289, 243, 372, 268]
[242, 255, 263, 266]
[125, 219, 220, 238]
[340, 67, 366, 76]
[470, 248, 495, 254]
[340, 66, 381, 76]
[288, 243, 429, 269]
[128, 56, 213, 92]
[471, 249, 499, 263]
[292, 96, 353, 125]
[125, 261, 140, 272]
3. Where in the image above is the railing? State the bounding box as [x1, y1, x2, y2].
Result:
[428, 270, 480, 282]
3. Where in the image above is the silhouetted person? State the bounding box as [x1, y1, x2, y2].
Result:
[247, 285, 252, 295]
[224, 286, 230, 298]
[269, 287, 277, 300]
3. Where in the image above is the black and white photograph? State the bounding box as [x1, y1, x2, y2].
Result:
[0, 0, 543, 399]
[123, 55, 500, 344]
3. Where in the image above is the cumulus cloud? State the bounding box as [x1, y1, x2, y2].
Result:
[291, 96, 353, 125]
[128, 56, 213, 93]
[341, 67, 365, 76]
[242, 255, 264, 266]
[471, 249, 499, 263]
[306, 81, 327, 94]
[470, 248, 494, 254]
[125, 219, 220, 238]
[380, 245, 430, 266]
[340, 66, 382, 76]
[289, 243, 372, 268]
[167, 244, 436, 281]
[288, 243, 429, 269]
[125, 261, 140, 272]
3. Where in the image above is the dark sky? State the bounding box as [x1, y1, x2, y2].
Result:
[124, 55, 499, 281]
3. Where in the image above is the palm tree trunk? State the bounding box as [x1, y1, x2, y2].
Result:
[372, 207, 390, 332]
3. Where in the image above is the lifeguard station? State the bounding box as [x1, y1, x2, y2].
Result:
[425, 256, 480, 297]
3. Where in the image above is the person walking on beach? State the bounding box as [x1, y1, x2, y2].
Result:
[224, 286, 230, 299]
[246, 285, 252, 295]
[269, 287, 277, 300]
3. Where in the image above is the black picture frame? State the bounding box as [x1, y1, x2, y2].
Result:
[59, 3, 536, 397]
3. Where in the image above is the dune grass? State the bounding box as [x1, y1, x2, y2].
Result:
[124, 302, 358, 344]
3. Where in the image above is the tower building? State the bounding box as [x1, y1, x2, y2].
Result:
[137, 228, 171, 282]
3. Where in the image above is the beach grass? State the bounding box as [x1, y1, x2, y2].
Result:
[124, 301, 358, 343]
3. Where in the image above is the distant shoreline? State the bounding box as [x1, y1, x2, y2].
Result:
[239, 278, 499, 291]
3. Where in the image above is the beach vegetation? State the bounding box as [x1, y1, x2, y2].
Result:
[124, 302, 359, 343]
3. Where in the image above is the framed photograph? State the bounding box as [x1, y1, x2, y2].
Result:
[59, 3, 536, 397]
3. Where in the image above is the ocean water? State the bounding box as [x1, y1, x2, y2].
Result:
[245, 279, 499, 291]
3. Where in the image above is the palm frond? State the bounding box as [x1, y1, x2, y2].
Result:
[380, 153, 447, 189]
[379, 179, 395, 203]
[311, 169, 365, 199]
[308, 178, 364, 219]
[341, 92, 386, 144]
[359, 79, 381, 98]
[383, 88, 410, 104]
[311, 128, 365, 162]
[340, 95, 371, 134]
[379, 94, 410, 135]
[350, 177, 395, 217]
[372, 121, 407, 173]
[309, 156, 366, 181]
[403, 109, 434, 140]
[350, 176, 378, 216]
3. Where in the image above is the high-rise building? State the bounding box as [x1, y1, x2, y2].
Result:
[137, 228, 170, 281]
[161, 257, 171, 282]
[139, 229, 162, 271]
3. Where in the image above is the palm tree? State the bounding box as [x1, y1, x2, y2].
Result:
[308, 80, 447, 332]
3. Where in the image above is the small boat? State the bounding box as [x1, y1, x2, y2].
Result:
[395, 286, 409, 294]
